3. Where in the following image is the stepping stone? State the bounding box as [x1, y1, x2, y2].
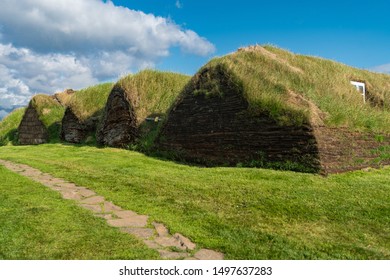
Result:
[17, 164, 31, 170]
[60, 191, 83, 200]
[39, 178, 56, 184]
[38, 175, 52, 180]
[174, 233, 196, 250]
[39, 175, 55, 181]
[80, 196, 105, 204]
[158, 250, 189, 260]
[154, 236, 186, 250]
[40, 181, 57, 188]
[121, 228, 155, 239]
[114, 210, 138, 219]
[50, 178, 66, 184]
[59, 183, 79, 190]
[153, 222, 169, 237]
[143, 240, 161, 249]
[107, 216, 148, 228]
[194, 249, 224, 260]
[76, 188, 96, 198]
[79, 204, 102, 213]
[20, 169, 40, 176]
[102, 202, 122, 212]
[9, 167, 25, 172]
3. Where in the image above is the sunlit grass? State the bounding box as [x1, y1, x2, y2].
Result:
[1, 144, 389, 259]
[0, 164, 159, 260]
[0, 108, 25, 145]
[68, 83, 113, 122]
[199, 45, 390, 131]
[118, 69, 190, 123]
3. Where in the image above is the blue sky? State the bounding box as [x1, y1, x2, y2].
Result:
[113, 0, 390, 74]
[0, 0, 389, 119]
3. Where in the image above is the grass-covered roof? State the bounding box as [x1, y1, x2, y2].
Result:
[67, 83, 113, 121]
[30, 94, 65, 130]
[192, 45, 390, 132]
[97, 69, 190, 149]
[117, 69, 190, 123]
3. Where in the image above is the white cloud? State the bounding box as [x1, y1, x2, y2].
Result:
[176, 0, 183, 9]
[0, 43, 98, 107]
[0, 0, 213, 56]
[0, 0, 215, 110]
[369, 63, 390, 74]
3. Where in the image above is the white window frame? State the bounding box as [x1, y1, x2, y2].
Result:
[350, 81, 366, 103]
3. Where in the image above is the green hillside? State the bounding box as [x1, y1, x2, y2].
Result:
[0, 108, 26, 146]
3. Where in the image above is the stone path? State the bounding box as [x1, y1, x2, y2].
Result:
[0, 159, 224, 260]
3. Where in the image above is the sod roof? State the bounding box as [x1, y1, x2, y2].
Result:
[67, 83, 113, 121]
[97, 69, 190, 148]
[29, 94, 65, 129]
[117, 69, 190, 123]
[191, 45, 390, 133]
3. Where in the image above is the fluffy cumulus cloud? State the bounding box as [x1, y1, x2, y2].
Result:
[0, 0, 215, 119]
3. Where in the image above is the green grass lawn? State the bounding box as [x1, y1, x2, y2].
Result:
[0, 164, 159, 260]
[0, 144, 389, 260]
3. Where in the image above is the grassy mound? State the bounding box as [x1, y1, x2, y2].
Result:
[98, 70, 190, 150]
[196, 45, 390, 132]
[67, 83, 113, 122]
[30, 94, 67, 141]
[0, 108, 26, 146]
[117, 70, 190, 123]
[60, 83, 113, 144]
[54, 89, 75, 106]
[156, 45, 390, 173]
[31, 95, 66, 127]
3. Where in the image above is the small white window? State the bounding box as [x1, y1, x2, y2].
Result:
[350, 81, 366, 103]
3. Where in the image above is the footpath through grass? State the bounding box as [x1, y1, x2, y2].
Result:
[0, 165, 159, 260]
[0, 144, 389, 259]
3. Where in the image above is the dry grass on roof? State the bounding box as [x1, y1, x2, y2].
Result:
[195, 45, 390, 132]
[67, 83, 114, 122]
[117, 69, 190, 123]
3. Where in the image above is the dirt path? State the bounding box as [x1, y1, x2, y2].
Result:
[0, 159, 224, 260]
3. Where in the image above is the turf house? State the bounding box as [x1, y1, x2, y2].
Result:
[156, 45, 390, 174]
[97, 70, 189, 148]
